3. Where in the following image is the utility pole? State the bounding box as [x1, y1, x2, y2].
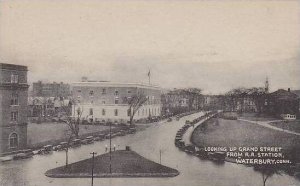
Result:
[159, 149, 162, 164]
[90, 152, 97, 186]
[109, 121, 112, 174]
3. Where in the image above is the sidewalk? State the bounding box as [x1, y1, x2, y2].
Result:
[238, 118, 300, 136]
[182, 111, 219, 145]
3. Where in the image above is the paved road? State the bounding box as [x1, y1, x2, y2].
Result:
[0, 112, 299, 186]
[238, 118, 300, 136]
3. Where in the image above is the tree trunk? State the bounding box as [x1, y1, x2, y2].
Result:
[65, 148, 69, 168]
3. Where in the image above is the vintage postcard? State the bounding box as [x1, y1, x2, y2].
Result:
[0, 0, 300, 186]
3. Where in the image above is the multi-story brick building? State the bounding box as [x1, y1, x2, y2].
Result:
[32, 81, 70, 98]
[161, 88, 202, 115]
[0, 63, 29, 155]
[71, 81, 162, 123]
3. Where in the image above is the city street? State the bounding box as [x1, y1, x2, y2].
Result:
[0, 112, 299, 186]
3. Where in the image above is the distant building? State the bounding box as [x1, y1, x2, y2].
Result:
[0, 63, 29, 155]
[71, 81, 162, 123]
[27, 97, 71, 122]
[161, 89, 202, 115]
[266, 88, 299, 117]
[32, 81, 70, 97]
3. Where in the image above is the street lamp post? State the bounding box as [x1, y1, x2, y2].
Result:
[90, 152, 97, 186]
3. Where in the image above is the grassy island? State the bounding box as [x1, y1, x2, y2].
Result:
[45, 149, 179, 178]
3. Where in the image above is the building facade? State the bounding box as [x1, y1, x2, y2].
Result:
[32, 81, 70, 97]
[161, 89, 203, 116]
[265, 88, 299, 117]
[71, 82, 162, 123]
[0, 63, 29, 155]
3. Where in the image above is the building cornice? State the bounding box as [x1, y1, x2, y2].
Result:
[71, 82, 161, 90]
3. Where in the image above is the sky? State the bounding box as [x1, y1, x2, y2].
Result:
[0, 0, 299, 94]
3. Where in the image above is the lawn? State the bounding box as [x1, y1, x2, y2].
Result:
[192, 118, 300, 148]
[238, 112, 278, 121]
[191, 118, 300, 162]
[269, 120, 300, 133]
[27, 122, 110, 147]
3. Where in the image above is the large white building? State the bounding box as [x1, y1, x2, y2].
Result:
[71, 81, 162, 123]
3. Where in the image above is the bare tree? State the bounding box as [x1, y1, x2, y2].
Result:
[123, 92, 148, 126]
[255, 165, 281, 186]
[59, 99, 83, 168]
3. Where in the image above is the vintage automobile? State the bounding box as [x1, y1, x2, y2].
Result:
[52, 145, 63, 151]
[85, 136, 94, 144]
[208, 151, 226, 162]
[71, 139, 81, 147]
[128, 128, 137, 134]
[184, 145, 196, 154]
[41, 145, 53, 154]
[59, 142, 69, 149]
[167, 118, 172, 122]
[13, 149, 34, 160]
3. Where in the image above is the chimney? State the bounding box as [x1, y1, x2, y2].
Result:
[288, 88, 290, 92]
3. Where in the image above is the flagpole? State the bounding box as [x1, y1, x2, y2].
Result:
[148, 69, 151, 85]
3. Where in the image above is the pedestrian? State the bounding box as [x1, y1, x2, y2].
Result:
[105, 144, 108, 152]
[113, 144, 116, 151]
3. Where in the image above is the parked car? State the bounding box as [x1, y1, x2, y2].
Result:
[71, 139, 81, 147]
[175, 140, 185, 148]
[185, 120, 191, 124]
[13, 150, 33, 160]
[20, 149, 34, 156]
[59, 142, 69, 149]
[167, 118, 172, 122]
[53, 145, 63, 151]
[85, 136, 94, 144]
[208, 152, 226, 162]
[41, 145, 53, 154]
[128, 128, 136, 134]
[185, 145, 196, 154]
[98, 134, 105, 140]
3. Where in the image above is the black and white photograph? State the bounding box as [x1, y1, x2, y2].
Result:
[0, 0, 300, 186]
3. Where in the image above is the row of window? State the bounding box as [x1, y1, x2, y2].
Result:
[10, 74, 19, 84]
[78, 89, 132, 96]
[88, 107, 160, 117]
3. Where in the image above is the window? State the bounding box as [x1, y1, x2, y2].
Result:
[11, 112, 18, 121]
[115, 98, 119, 104]
[115, 90, 119, 96]
[89, 108, 93, 115]
[127, 109, 131, 117]
[89, 90, 94, 96]
[10, 74, 18, 83]
[11, 93, 19, 105]
[114, 109, 118, 116]
[127, 90, 131, 94]
[77, 90, 81, 93]
[9, 133, 18, 148]
[102, 88, 106, 94]
[102, 100, 106, 104]
[102, 109, 106, 116]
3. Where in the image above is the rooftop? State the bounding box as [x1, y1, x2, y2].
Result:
[0, 63, 28, 71]
[72, 81, 161, 90]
